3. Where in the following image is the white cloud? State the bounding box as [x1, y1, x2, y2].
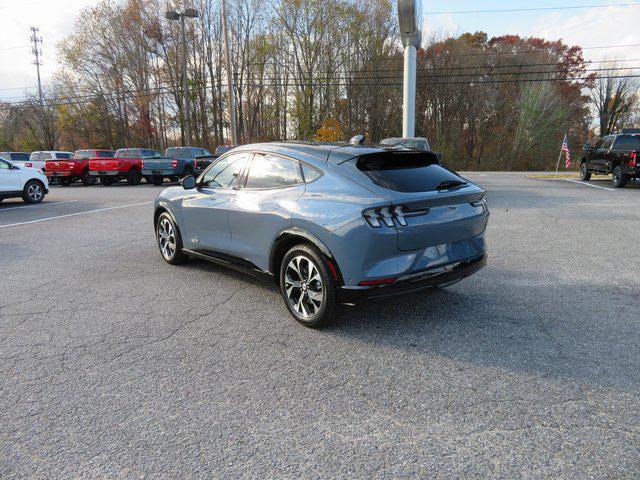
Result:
[526, 5, 640, 63]
[0, 0, 101, 102]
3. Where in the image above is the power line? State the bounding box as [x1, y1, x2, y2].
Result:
[2, 73, 639, 109]
[0, 45, 30, 51]
[425, 3, 640, 15]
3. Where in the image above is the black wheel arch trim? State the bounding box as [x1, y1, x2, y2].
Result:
[270, 227, 344, 284]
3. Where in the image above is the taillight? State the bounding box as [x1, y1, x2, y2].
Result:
[68, 162, 75, 168]
[25, 162, 33, 167]
[141, 159, 144, 168]
[194, 159, 197, 169]
[363, 205, 417, 228]
[172, 160, 178, 168]
[630, 153, 637, 168]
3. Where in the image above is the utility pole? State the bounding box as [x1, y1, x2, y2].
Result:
[179, 15, 191, 146]
[221, 0, 238, 146]
[397, 0, 422, 138]
[166, 8, 199, 146]
[30, 26, 44, 109]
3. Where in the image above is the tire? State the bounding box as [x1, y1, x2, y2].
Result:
[612, 166, 628, 188]
[82, 169, 96, 186]
[101, 177, 114, 186]
[156, 212, 187, 265]
[280, 244, 337, 328]
[127, 169, 142, 186]
[580, 162, 591, 181]
[152, 175, 164, 186]
[22, 180, 45, 204]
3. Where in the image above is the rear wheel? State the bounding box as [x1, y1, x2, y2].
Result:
[22, 180, 45, 204]
[127, 169, 142, 186]
[82, 169, 96, 186]
[580, 162, 591, 181]
[612, 166, 628, 188]
[280, 244, 337, 328]
[156, 212, 187, 265]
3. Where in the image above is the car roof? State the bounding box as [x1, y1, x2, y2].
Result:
[231, 142, 394, 166]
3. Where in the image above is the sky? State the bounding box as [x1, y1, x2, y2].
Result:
[0, 0, 639, 102]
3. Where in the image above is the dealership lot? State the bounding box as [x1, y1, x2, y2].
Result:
[1, 173, 639, 477]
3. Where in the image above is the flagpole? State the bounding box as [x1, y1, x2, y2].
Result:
[555, 134, 565, 173]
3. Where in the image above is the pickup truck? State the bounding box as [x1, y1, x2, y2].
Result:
[46, 149, 115, 186]
[142, 146, 214, 185]
[89, 148, 160, 186]
[580, 133, 640, 188]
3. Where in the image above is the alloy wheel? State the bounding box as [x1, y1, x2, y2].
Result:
[158, 218, 176, 260]
[27, 183, 43, 202]
[284, 255, 324, 319]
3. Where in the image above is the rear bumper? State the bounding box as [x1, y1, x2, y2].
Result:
[89, 171, 120, 176]
[338, 253, 487, 303]
[141, 169, 178, 177]
[46, 171, 75, 178]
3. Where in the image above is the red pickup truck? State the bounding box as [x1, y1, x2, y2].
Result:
[88, 148, 155, 186]
[46, 149, 115, 186]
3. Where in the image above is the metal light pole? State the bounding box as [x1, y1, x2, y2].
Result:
[166, 8, 199, 146]
[220, 0, 238, 146]
[398, 0, 422, 138]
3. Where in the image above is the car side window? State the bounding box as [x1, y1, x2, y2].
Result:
[614, 136, 639, 151]
[601, 137, 614, 150]
[245, 154, 303, 189]
[0, 160, 10, 170]
[301, 163, 323, 183]
[201, 153, 250, 189]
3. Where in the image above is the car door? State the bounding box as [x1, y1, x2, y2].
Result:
[0, 159, 22, 192]
[180, 152, 251, 254]
[227, 153, 306, 271]
[595, 136, 614, 172]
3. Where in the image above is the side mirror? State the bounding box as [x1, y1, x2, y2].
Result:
[583, 143, 591, 151]
[349, 134, 365, 146]
[435, 152, 444, 163]
[181, 175, 196, 190]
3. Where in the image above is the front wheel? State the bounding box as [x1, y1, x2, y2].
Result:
[612, 166, 628, 188]
[22, 180, 45, 204]
[156, 212, 187, 265]
[280, 244, 337, 328]
[580, 163, 591, 181]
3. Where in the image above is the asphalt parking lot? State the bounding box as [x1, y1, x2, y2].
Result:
[1, 173, 639, 478]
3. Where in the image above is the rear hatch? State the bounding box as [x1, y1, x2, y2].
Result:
[89, 158, 123, 171]
[333, 150, 488, 252]
[46, 160, 74, 173]
[142, 157, 174, 171]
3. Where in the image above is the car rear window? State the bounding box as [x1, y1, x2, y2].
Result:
[74, 151, 93, 159]
[354, 152, 464, 193]
[166, 147, 191, 157]
[614, 136, 640, 151]
[97, 151, 114, 158]
[55, 153, 72, 159]
[10, 153, 30, 161]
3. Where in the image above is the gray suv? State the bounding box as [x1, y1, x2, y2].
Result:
[154, 142, 489, 327]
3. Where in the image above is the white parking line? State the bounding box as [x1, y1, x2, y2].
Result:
[0, 200, 79, 213]
[0, 201, 153, 229]
[562, 179, 615, 192]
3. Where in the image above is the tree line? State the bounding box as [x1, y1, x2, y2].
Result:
[0, 0, 638, 170]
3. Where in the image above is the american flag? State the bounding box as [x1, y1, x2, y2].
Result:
[562, 134, 572, 168]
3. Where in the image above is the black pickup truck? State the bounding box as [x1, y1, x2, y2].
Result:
[580, 133, 640, 188]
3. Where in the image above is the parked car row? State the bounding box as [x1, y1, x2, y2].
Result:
[0, 146, 234, 187]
